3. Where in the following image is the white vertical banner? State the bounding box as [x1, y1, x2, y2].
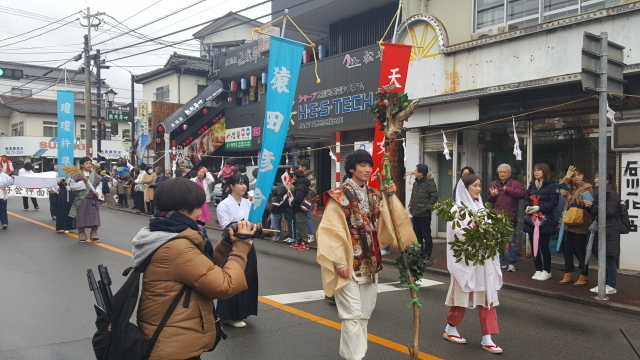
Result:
[620, 152, 640, 271]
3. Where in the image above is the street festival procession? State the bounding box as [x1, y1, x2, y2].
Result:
[2, 0, 640, 359]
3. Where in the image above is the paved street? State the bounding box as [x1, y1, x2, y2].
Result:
[1, 201, 640, 360]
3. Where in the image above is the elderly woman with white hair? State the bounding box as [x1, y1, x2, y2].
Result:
[487, 163, 526, 272]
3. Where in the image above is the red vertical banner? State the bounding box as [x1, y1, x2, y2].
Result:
[369, 43, 413, 189]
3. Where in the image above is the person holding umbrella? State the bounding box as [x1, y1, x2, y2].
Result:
[559, 165, 594, 286]
[523, 163, 558, 281]
[583, 173, 620, 295]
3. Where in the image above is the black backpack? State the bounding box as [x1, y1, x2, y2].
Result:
[618, 200, 631, 235]
[92, 237, 225, 360]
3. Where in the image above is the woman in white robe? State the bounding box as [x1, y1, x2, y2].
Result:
[443, 173, 504, 354]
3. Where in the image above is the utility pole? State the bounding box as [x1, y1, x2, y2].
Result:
[83, 32, 91, 157]
[93, 49, 110, 154]
[81, 7, 105, 157]
[130, 73, 136, 165]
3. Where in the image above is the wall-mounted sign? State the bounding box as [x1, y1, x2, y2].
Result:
[291, 44, 381, 134]
[620, 152, 640, 271]
[225, 126, 252, 149]
[107, 110, 130, 122]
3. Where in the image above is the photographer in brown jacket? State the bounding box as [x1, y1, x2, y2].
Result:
[132, 177, 255, 360]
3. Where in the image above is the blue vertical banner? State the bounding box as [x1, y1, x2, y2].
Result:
[248, 36, 305, 222]
[56, 90, 75, 177]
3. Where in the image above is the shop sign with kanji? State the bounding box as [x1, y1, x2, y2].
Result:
[225, 126, 252, 149]
[107, 110, 130, 122]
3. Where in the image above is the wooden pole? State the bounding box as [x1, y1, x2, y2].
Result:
[386, 199, 420, 360]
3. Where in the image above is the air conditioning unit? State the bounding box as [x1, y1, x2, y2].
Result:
[472, 24, 518, 40]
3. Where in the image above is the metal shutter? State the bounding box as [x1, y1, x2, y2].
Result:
[423, 131, 454, 152]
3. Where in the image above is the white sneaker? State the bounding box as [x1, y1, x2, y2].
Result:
[500, 264, 507, 269]
[532, 271, 542, 280]
[590, 285, 617, 294]
[590, 286, 598, 293]
[308, 234, 315, 243]
[380, 249, 390, 255]
[507, 265, 516, 272]
[537, 271, 552, 281]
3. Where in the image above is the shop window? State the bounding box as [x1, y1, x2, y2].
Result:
[43, 121, 57, 137]
[507, 0, 539, 23]
[11, 121, 24, 136]
[10, 87, 32, 97]
[155, 85, 170, 101]
[197, 84, 207, 94]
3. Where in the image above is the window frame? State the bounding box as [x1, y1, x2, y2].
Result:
[43, 121, 58, 137]
[11, 121, 24, 136]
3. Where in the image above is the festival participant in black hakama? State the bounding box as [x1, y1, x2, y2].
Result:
[68, 157, 103, 242]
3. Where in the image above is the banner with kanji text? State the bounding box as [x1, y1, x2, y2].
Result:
[56, 90, 75, 177]
[248, 36, 305, 223]
[369, 43, 412, 189]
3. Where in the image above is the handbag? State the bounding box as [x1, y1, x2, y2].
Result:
[564, 205, 585, 225]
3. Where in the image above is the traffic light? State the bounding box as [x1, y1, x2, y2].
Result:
[0, 68, 24, 80]
[99, 121, 107, 140]
[110, 121, 118, 135]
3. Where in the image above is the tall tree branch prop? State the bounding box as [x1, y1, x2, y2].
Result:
[370, 85, 421, 359]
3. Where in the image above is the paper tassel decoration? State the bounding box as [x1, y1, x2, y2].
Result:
[442, 131, 451, 160]
[403, 138, 408, 168]
[607, 102, 616, 122]
[512, 117, 522, 161]
[251, 157, 255, 165]
[329, 148, 337, 162]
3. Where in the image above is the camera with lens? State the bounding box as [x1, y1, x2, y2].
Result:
[221, 221, 263, 243]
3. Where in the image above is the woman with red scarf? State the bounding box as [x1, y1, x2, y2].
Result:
[0, 156, 13, 175]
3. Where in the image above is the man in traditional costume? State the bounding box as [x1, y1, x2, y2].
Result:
[316, 150, 415, 360]
[69, 157, 102, 242]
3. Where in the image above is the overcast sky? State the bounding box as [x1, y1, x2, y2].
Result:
[0, 0, 271, 103]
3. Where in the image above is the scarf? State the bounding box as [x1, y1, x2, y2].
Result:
[535, 179, 543, 190]
[149, 210, 200, 233]
[341, 179, 382, 277]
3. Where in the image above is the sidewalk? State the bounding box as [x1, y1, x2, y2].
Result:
[102, 200, 640, 315]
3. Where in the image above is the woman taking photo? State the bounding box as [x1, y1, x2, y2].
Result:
[191, 167, 214, 225]
[523, 163, 559, 281]
[443, 174, 503, 354]
[132, 177, 255, 360]
[216, 173, 258, 328]
[559, 165, 594, 286]
[583, 173, 620, 294]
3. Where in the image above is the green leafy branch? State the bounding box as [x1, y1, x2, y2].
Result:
[431, 198, 514, 266]
[395, 242, 427, 285]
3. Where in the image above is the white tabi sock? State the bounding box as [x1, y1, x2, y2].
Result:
[481, 335, 495, 346]
[445, 324, 460, 336]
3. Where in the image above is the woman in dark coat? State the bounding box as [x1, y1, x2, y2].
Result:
[523, 163, 558, 281]
[584, 173, 620, 295]
[55, 177, 76, 233]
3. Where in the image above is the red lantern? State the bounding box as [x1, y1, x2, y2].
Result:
[171, 140, 177, 148]
[182, 124, 188, 130]
[250, 75, 257, 87]
[156, 138, 161, 144]
[157, 125, 165, 133]
[202, 108, 209, 115]
[230, 80, 237, 92]
[227, 97, 233, 103]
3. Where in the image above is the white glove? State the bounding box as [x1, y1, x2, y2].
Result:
[527, 206, 539, 213]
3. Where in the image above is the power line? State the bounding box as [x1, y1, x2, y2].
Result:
[0, 11, 80, 42]
[102, 0, 272, 55]
[0, 18, 80, 48]
[91, 0, 163, 40]
[92, 0, 209, 47]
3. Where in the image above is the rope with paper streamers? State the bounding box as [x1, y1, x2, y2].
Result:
[250, 14, 321, 83]
[173, 94, 600, 162]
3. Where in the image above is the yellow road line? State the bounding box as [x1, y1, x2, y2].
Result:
[8, 211, 133, 256]
[9, 211, 443, 360]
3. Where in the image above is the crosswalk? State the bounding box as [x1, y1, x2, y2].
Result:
[264, 278, 444, 305]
